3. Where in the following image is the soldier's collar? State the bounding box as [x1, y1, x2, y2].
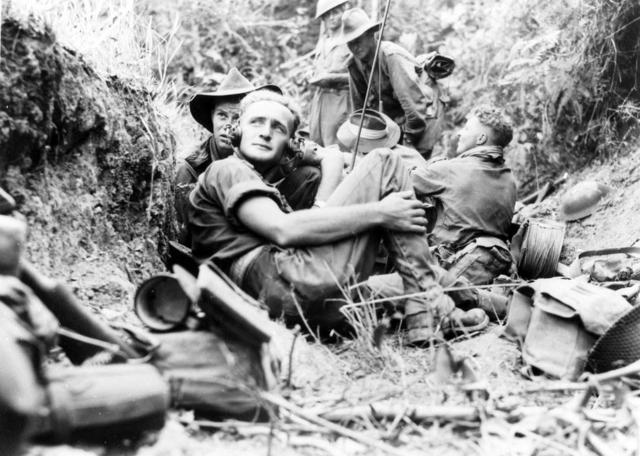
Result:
[459, 145, 504, 161]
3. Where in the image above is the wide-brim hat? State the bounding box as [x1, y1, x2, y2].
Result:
[337, 108, 400, 153]
[189, 67, 282, 132]
[339, 8, 381, 44]
[315, 0, 349, 19]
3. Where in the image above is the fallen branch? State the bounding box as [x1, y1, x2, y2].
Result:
[524, 361, 640, 393]
[320, 403, 479, 424]
[261, 392, 406, 456]
[523, 381, 591, 393]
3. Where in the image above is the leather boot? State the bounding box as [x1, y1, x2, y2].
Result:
[403, 292, 454, 347]
[404, 309, 440, 347]
[443, 307, 489, 337]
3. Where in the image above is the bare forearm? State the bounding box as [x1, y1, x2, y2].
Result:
[314, 151, 344, 203]
[275, 204, 383, 246]
[237, 193, 427, 249]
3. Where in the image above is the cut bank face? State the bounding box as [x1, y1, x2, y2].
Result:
[211, 100, 241, 156]
[238, 100, 294, 170]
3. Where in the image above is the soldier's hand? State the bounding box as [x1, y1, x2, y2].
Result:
[297, 139, 321, 165]
[377, 191, 428, 233]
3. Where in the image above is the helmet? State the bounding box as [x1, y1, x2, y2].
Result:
[315, 0, 349, 19]
[558, 180, 611, 222]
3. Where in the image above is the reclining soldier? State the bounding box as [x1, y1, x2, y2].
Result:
[187, 89, 485, 346]
[175, 68, 321, 244]
[411, 105, 517, 314]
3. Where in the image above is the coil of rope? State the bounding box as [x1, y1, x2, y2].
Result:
[517, 219, 566, 279]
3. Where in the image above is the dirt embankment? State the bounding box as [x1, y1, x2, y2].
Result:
[0, 17, 175, 313]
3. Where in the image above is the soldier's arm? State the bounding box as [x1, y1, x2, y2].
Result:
[236, 191, 427, 248]
[309, 72, 350, 88]
[385, 53, 429, 143]
[298, 144, 344, 204]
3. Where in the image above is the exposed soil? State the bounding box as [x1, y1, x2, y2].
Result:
[1, 17, 177, 294]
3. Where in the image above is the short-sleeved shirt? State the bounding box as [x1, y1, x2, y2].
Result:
[188, 154, 291, 268]
[411, 146, 517, 251]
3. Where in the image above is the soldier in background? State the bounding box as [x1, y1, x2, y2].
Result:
[308, 0, 352, 147]
[341, 8, 445, 158]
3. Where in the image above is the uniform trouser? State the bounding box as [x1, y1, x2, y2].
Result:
[437, 243, 512, 309]
[367, 243, 512, 312]
[240, 149, 450, 330]
[309, 87, 350, 147]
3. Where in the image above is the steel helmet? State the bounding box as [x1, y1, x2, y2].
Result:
[558, 180, 611, 222]
[315, 0, 349, 19]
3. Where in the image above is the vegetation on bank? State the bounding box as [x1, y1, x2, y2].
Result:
[12, 0, 639, 189]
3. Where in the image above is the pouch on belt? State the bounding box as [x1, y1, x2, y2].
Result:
[504, 278, 630, 379]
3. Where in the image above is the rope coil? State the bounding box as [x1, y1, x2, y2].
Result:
[517, 219, 566, 279]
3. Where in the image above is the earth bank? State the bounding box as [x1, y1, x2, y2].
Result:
[0, 17, 176, 313]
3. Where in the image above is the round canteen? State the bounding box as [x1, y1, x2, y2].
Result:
[134, 274, 191, 331]
[557, 180, 611, 222]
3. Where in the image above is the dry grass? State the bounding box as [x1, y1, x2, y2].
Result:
[7, 0, 148, 79]
[5, 0, 198, 159]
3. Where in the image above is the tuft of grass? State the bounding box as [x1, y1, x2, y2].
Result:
[5, 0, 200, 158]
[6, 0, 149, 80]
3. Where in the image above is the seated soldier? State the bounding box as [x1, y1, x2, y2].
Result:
[175, 68, 321, 245]
[187, 90, 484, 346]
[411, 105, 517, 313]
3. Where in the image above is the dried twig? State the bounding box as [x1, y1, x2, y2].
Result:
[516, 429, 583, 456]
[285, 325, 301, 388]
[523, 381, 592, 393]
[261, 392, 406, 456]
[320, 403, 479, 424]
[288, 436, 342, 456]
